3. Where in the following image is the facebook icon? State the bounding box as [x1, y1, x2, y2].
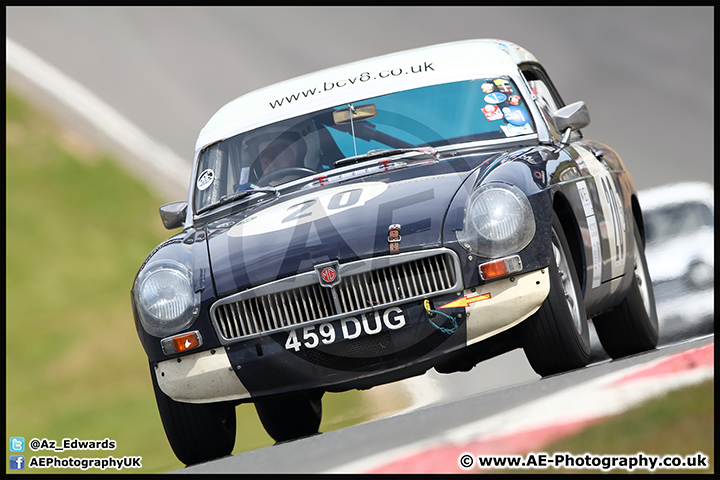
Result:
[10, 455, 25, 470]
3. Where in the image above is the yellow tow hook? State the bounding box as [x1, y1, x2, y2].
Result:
[423, 299, 435, 318]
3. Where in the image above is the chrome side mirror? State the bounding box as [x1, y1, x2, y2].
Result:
[553, 101, 590, 149]
[159, 201, 188, 230]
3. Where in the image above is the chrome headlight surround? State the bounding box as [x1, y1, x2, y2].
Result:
[134, 260, 201, 337]
[456, 182, 536, 259]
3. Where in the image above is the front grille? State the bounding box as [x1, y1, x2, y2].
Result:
[335, 255, 456, 312]
[211, 249, 462, 343]
[214, 284, 336, 340]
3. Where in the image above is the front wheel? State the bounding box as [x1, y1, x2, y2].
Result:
[593, 217, 658, 358]
[521, 212, 590, 376]
[254, 392, 323, 443]
[150, 364, 236, 466]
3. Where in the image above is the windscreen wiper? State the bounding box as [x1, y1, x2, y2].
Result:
[333, 147, 439, 168]
[196, 186, 279, 215]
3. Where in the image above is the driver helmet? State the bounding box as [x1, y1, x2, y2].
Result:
[241, 119, 320, 182]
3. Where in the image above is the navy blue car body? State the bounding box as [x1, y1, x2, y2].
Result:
[131, 39, 658, 465]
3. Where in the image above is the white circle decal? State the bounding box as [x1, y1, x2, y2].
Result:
[197, 169, 215, 191]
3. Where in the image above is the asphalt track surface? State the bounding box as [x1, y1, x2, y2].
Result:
[6, 6, 714, 473]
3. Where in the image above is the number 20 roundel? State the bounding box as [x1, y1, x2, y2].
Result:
[227, 183, 388, 238]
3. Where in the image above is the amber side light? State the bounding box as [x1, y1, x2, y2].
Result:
[479, 255, 522, 280]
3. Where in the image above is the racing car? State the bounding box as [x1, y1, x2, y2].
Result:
[640, 182, 713, 340]
[131, 39, 659, 465]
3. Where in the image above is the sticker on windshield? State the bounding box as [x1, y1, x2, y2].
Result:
[482, 104, 504, 121]
[502, 106, 530, 126]
[501, 123, 533, 137]
[197, 169, 215, 191]
[494, 78, 513, 93]
[481, 82, 495, 93]
[508, 94, 522, 106]
[484, 92, 507, 104]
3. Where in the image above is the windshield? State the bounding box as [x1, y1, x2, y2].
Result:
[194, 77, 535, 213]
[644, 202, 714, 244]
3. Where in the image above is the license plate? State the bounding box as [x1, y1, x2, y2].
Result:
[284, 307, 406, 352]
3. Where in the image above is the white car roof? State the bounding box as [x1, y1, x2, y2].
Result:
[639, 182, 714, 211]
[195, 39, 538, 153]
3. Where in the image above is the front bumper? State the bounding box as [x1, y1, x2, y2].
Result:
[156, 268, 549, 404]
[464, 268, 549, 344]
[155, 348, 250, 404]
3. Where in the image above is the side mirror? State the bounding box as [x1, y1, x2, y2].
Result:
[159, 201, 187, 230]
[552, 101, 590, 148]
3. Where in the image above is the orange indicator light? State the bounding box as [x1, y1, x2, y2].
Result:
[161, 331, 203, 355]
[480, 260, 509, 279]
[479, 255, 522, 280]
[173, 332, 200, 352]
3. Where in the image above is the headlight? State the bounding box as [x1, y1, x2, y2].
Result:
[456, 183, 536, 258]
[134, 260, 200, 337]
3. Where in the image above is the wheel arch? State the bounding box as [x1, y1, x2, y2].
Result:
[631, 193, 646, 247]
[552, 190, 586, 295]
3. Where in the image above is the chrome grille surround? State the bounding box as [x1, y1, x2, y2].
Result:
[209, 248, 463, 344]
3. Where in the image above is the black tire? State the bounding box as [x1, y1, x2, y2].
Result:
[150, 364, 236, 466]
[522, 212, 590, 376]
[254, 393, 322, 443]
[593, 217, 659, 358]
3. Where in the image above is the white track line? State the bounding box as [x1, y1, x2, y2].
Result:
[6, 37, 189, 198]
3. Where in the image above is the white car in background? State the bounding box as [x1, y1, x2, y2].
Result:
[640, 182, 714, 342]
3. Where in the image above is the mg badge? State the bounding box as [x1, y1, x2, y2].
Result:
[315, 261, 341, 288]
[321, 267, 336, 283]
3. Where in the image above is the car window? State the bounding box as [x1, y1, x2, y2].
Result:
[644, 202, 714, 243]
[193, 78, 536, 213]
[527, 79, 560, 134]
